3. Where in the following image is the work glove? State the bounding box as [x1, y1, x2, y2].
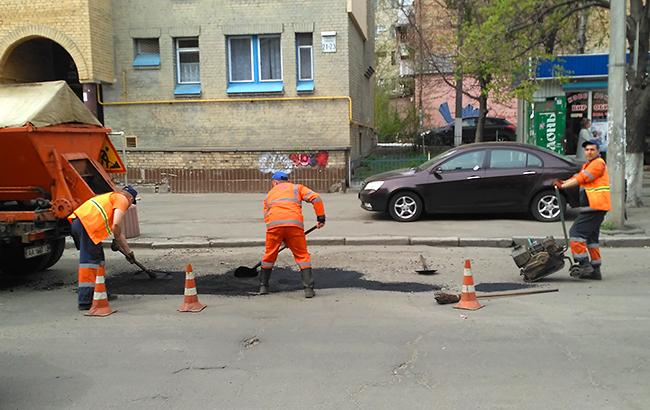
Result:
[125, 251, 136, 264]
[553, 180, 563, 189]
[317, 215, 326, 228]
[110, 239, 119, 252]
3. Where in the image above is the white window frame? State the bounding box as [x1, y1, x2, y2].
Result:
[175, 38, 200, 85]
[297, 44, 314, 81]
[257, 34, 283, 83]
[228, 36, 255, 83]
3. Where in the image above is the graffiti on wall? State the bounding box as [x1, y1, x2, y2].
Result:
[258, 151, 329, 174]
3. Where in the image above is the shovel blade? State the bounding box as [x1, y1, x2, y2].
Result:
[234, 266, 259, 278]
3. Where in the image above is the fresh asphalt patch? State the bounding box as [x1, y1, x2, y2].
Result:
[106, 267, 441, 296]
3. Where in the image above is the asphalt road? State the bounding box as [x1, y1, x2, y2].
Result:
[1, 246, 649, 409]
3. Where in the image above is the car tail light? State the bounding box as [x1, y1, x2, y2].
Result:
[505, 124, 516, 131]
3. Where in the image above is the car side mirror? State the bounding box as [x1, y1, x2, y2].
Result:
[432, 167, 442, 175]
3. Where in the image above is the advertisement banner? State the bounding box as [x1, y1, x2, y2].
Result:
[533, 97, 566, 154]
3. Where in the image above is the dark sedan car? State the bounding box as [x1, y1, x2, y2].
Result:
[359, 142, 580, 222]
[420, 117, 516, 146]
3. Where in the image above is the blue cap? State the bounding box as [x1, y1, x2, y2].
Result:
[271, 171, 289, 181]
[122, 185, 138, 204]
[582, 139, 600, 149]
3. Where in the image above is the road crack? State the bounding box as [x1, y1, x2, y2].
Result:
[172, 365, 228, 374]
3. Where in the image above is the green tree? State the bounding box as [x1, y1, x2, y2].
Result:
[374, 83, 418, 143]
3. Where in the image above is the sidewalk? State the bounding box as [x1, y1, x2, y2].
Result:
[117, 174, 650, 249]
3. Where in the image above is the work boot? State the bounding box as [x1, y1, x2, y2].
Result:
[259, 268, 272, 295]
[569, 260, 594, 279]
[581, 265, 602, 280]
[301, 268, 315, 298]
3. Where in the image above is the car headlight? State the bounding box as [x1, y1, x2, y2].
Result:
[364, 181, 384, 191]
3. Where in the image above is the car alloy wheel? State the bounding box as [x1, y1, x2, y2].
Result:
[388, 192, 423, 222]
[532, 191, 561, 222]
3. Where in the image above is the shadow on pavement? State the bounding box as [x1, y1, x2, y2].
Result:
[107, 267, 441, 296]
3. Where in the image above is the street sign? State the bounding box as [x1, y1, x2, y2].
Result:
[98, 138, 126, 173]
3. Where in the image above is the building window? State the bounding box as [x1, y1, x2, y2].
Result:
[175, 38, 201, 96]
[227, 35, 283, 94]
[133, 38, 160, 68]
[296, 33, 314, 93]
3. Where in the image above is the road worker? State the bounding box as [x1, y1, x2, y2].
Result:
[260, 172, 325, 298]
[555, 139, 611, 280]
[68, 186, 138, 309]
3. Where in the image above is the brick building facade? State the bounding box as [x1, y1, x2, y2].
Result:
[0, 0, 375, 192]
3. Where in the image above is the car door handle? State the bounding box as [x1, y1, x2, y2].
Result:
[523, 171, 537, 175]
[466, 175, 481, 180]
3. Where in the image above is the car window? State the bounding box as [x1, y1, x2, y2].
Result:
[485, 118, 498, 126]
[462, 118, 476, 127]
[489, 149, 527, 169]
[440, 150, 485, 171]
[527, 153, 543, 167]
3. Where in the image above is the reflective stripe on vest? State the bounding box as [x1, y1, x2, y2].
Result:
[89, 199, 112, 236]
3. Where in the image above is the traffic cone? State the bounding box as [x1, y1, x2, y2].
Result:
[178, 264, 206, 313]
[85, 269, 116, 317]
[453, 259, 484, 311]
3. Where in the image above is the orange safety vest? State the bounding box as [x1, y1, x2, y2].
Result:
[263, 182, 325, 230]
[571, 157, 611, 211]
[68, 192, 129, 244]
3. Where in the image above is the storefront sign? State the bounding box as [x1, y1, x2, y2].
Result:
[533, 97, 566, 154]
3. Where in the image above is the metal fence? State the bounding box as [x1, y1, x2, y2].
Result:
[354, 144, 448, 181]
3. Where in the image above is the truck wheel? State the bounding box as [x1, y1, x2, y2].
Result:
[45, 238, 66, 269]
[0, 243, 52, 275]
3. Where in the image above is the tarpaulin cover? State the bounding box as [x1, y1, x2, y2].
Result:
[0, 80, 100, 129]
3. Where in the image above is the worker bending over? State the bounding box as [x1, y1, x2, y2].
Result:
[260, 172, 325, 298]
[68, 186, 138, 309]
[556, 139, 611, 280]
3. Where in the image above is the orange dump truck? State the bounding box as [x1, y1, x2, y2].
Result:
[0, 81, 127, 274]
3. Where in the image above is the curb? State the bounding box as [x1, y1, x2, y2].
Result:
[65, 236, 650, 250]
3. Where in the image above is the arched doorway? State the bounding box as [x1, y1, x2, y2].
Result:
[1, 36, 82, 100]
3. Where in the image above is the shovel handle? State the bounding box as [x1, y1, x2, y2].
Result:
[250, 225, 319, 271]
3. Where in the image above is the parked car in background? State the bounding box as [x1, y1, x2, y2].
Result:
[419, 117, 516, 146]
[358, 142, 580, 222]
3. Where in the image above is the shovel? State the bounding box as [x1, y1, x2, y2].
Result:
[111, 240, 161, 279]
[234, 225, 319, 278]
[416, 254, 438, 275]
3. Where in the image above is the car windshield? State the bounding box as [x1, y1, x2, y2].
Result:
[415, 148, 458, 171]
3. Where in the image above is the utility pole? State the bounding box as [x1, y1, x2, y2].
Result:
[454, 0, 464, 147]
[606, 0, 626, 227]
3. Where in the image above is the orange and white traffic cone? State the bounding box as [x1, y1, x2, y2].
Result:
[454, 259, 484, 311]
[85, 269, 116, 317]
[178, 264, 206, 313]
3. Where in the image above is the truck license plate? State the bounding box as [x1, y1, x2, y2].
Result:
[24, 243, 51, 259]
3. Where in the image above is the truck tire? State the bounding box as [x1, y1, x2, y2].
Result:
[45, 238, 66, 269]
[0, 243, 53, 275]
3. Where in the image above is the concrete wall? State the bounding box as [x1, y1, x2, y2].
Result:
[0, 0, 114, 83]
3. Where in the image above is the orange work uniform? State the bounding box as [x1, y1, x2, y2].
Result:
[261, 182, 325, 270]
[568, 157, 611, 266]
[68, 192, 130, 307]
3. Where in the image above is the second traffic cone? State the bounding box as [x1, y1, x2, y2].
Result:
[85, 269, 116, 317]
[178, 264, 206, 313]
[454, 259, 484, 311]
